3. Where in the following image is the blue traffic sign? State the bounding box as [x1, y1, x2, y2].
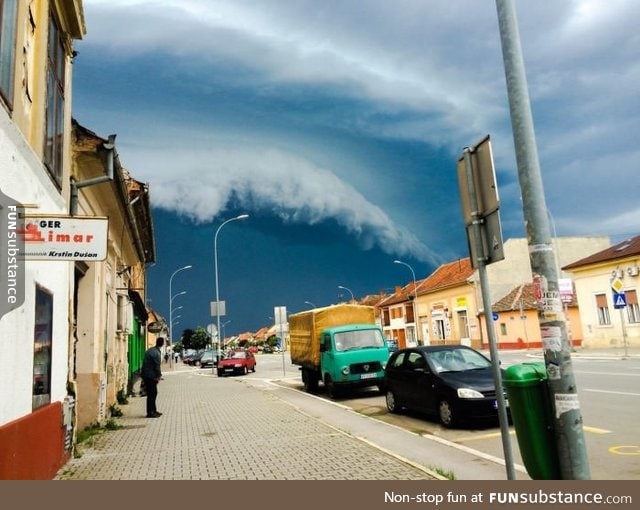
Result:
[613, 292, 627, 309]
[492, 312, 499, 321]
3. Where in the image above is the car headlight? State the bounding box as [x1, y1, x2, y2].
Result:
[381, 361, 387, 370]
[457, 388, 484, 399]
[341, 366, 350, 375]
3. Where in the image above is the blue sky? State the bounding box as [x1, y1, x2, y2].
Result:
[72, 0, 640, 337]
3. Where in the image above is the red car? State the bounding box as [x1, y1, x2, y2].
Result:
[217, 350, 256, 377]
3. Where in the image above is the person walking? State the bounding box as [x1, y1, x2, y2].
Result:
[141, 337, 164, 418]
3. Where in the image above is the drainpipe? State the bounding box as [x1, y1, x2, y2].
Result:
[70, 134, 117, 215]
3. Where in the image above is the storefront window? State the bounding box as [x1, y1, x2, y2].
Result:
[33, 286, 53, 409]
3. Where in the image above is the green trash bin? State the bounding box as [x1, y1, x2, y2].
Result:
[503, 362, 560, 479]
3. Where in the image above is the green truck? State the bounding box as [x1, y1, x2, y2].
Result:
[289, 304, 389, 398]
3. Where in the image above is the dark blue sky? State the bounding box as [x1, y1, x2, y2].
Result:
[74, 1, 639, 337]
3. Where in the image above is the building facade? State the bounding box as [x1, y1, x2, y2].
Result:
[0, 0, 86, 479]
[71, 120, 155, 430]
[564, 235, 640, 349]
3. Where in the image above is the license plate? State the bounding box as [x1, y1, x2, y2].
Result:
[360, 373, 377, 380]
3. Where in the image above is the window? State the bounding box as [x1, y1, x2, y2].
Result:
[433, 319, 446, 340]
[33, 286, 53, 409]
[626, 290, 639, 324]
[595, 293, 611, 326]
[44, 12, 66, 185]
[0, 0, 18, 107]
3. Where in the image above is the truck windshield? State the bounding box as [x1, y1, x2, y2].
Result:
[334, 329, 385, 352]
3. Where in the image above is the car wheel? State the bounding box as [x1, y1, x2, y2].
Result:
[252, 365, 256, 373]
[438, 399, 457, 428]
[385, 390, 402, 414]
[243, 365, 248, 375]
[217, 369, 223, 377]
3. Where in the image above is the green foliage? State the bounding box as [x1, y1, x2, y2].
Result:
[190, 326, 210, 350]
[109, 404, 123, 417]
[181, 328, 195, 349]
[105, 419, 121, 430]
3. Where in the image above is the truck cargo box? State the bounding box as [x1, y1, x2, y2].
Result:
[289, 304, 376, 367]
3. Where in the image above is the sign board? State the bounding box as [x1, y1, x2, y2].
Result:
[210, 300, 226, 317]
[559, 278, 574, 303]
[492, 312, 499, 321]
[19, 215, 108, 260]
[148, 321, 165, 333]
[207, 323, 217, 336]
[274, 306, 287, 325]
[613, 292, 627, 309]
[457, 135, 505, 268]
[611, 278, 624, 293]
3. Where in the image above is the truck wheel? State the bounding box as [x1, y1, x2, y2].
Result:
[302, 369, 318, 393]
[324, 375, 340, 399]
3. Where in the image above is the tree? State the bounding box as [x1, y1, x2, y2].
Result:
[190, 326, 210, 350]
[181, 328, 194, 350]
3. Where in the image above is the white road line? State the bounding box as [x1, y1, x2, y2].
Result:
[584, 388, 640, 397]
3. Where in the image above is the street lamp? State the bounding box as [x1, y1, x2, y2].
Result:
[337, 285, 354, 302]
[304, 300, 316, 308]
[214, 214, 249, 374]
[168, 264, 191, 368]
[169, 265, 192, 350]
[221, 320, 231, 348]
[394, 259, 421, 345]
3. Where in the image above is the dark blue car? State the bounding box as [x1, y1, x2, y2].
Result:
[384, 345, 509, 428]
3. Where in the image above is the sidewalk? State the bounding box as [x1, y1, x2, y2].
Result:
[55, 369, 443, 480]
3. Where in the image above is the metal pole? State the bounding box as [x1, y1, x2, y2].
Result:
[338, 285, 354, 302]
[394, 260, 421, 345]
[495, 0, 590, 479]
[169, 265, 191, 367]
[463, 149, 516, 480]
[214, 214, 249, 375]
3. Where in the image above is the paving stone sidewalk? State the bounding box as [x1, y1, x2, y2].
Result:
[55, 370, 439, 480]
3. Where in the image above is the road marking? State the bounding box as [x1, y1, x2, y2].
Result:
[576, 370, 640, 377]
[584, 388, 640, 397]
[582, 426, 611, 434]
[456, 425, 610, 443]
[609, 445, 640, 456]
[456, 431, 514, 442]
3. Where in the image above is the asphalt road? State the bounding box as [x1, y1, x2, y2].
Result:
[242, 350, 640, 480]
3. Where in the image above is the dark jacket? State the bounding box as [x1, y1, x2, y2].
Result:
[141, 346, 162, 380]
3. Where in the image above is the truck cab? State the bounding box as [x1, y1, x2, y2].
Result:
[317, 324, 389, 397]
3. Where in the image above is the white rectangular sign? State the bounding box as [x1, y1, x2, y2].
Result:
[20, 215, 108, 261]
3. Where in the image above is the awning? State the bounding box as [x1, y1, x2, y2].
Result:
[128, 289, 149, 322]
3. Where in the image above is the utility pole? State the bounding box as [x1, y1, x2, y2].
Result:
[495, 0, 590, 479]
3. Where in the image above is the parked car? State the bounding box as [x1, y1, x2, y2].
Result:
[384, 345, 508, 428]
[217, 350, 256, 376]
[262, 345, 274, 354]
[199, 350, 219, 368]
[185, 350, 205, 366]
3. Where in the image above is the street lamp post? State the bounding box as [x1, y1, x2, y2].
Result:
[337, 285, 354, 302]
[214, 214, 249, 374]
[394, 259, 421, 345]
[169, 265, 192, 349]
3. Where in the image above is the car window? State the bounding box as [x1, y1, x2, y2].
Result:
[390, 352, 406, 368]
[407, 352, 426, 370]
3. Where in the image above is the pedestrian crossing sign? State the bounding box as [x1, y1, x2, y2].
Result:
[613, 292, 627, 309]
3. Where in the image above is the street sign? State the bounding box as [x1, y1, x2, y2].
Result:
[492, 312, 499, 321]
[613, 292, 627, 309]
[611, 278, 624, 293]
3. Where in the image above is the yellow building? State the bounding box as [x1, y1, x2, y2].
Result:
[564, 235, 640, 349]
[0, 0, 86, 479]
